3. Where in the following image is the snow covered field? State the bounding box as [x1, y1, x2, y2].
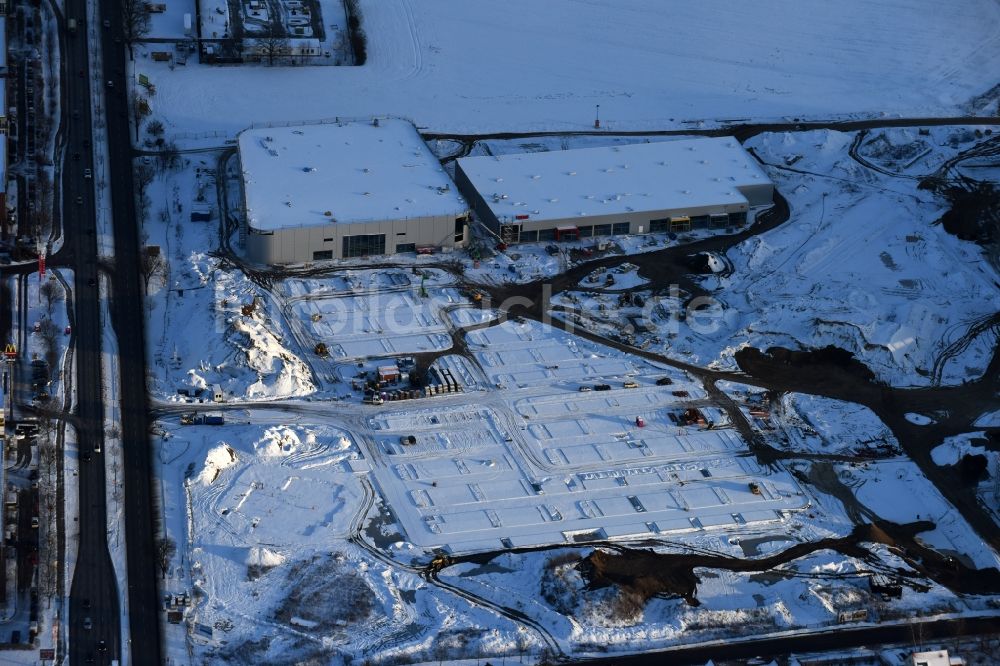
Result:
[134, 0, 1000, 143]
[554, 126, 1000, 387]
[278, 271, 461, 360]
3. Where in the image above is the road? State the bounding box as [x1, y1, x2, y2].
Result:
[97, 2, 165, 662]
[58, 1, 123, 664]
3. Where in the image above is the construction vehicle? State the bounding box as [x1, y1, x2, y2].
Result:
[180, 413, 224, 426]
[748, 482, 761, 495]
[314, 342, 329, 357]
[461, 288, 483, 303]
[429, 554, 452, 572]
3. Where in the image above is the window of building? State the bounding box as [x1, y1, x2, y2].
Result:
[728, 211, 748, 226]
[342, 234, 385, 258]
[612, 222, 630, 235]
[520, 230, 538, 242]
[593, 224, 613, 236]
[313, 250, 333, 261]
[670, 218, 691, 232]
[650, 218, 670, 233]
[710, 214, 730, 228]
[577, 225, 594, 237]
[454, 218, 466, 243]
[690, 215, 710, 229]
[538, 228, 556, 242]
[396, 243, 416, 254]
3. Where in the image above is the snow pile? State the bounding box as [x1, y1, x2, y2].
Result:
[246, 546, 286, 570]
[931, 432, 989, 466]
[781, 394, 897, 455]
[154, 253, 316, 402]
[974, 410, 1000, 427]
[905, 413, 935, 426]
[228, 314, 315, 400]
[195, 444, 238, 485]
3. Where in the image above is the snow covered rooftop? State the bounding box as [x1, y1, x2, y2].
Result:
[238, 119, 468, 231]
[457, 137, 771, 223]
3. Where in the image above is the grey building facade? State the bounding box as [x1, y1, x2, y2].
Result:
[244, 214, 468, 264]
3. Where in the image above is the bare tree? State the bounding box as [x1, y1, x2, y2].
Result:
[39, 318, 59, 373]
[133, 96, 152, 141]
[134, 164, 156, 204]
[251, 36, 291, 65]
[146, 120, 163, 139]
[140, 246, 165, 292]
[121, 0, 151, 58]
[158, 141, 180, 172]
[39, 280, 59, 316]
[156, 536, 177, 578]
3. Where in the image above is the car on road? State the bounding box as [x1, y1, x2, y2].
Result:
[83, 616, 92, 630]
[84, 168, 92, 179]
[72, 109, 79, 119]
[30, 517, 38, 529]
[75, 196, 83, 205]
[88, 277, 96, 286]
[103, 19, 110, 28]
[82, 598, 91, 610]
[81, 450, 91, 462]
[578, 386, 592, 392]
[97, 639, 107, 652]
[106, 80, 113, 88]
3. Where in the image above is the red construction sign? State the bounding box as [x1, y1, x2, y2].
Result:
[39, 648, 55, 659]
[38, 254, 46, 280]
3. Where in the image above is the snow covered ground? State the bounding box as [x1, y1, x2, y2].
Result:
[120, 2, 1000, 655]
[133, 0, 1000, 143]
[597, 126, 1000, 387]
[278, 271, 461, 361]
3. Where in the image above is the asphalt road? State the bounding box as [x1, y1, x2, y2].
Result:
[96, 3, 165, 663]
[59, 3, 123, 664]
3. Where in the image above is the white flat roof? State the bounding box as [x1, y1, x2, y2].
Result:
[457, 136, 771, 224]
[239, 119, 468, 231]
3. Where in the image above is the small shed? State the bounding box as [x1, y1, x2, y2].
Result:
[377, 365, 401, 383]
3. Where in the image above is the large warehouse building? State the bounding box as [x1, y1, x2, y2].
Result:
[238, 119, 470, 264]
[455, 137, 773, 244]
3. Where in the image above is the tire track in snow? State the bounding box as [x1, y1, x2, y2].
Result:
[398, 0, 425, 80]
